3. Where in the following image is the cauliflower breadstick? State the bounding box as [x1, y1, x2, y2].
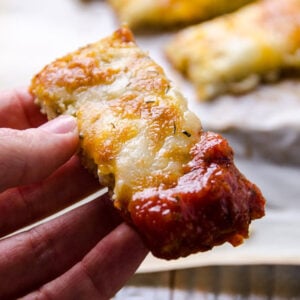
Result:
[166, 0, 300, 100]
[30, 27, 265, 259]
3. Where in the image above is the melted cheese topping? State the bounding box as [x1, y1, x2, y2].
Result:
[166, 0, 300, 100]
[30, 27, 202, 206]
[109, 0, 253, 30]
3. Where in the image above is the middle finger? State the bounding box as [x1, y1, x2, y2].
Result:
[0, 155, 99, 237]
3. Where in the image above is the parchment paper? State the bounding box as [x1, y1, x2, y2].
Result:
[1, 0, 300, 273]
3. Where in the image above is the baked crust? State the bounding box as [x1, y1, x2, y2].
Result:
[109, 0, 253, 31]
[30, 27, 265, 259]
[166, 0, 300, 100]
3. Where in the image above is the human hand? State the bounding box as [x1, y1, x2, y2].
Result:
[0, 89, 148, 299]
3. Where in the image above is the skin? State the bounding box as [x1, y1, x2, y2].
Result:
[0, 88, 148, 299]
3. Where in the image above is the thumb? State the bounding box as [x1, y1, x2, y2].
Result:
[0, 115, 79, 192]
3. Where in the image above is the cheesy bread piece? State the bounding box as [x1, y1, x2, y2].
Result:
[109, 0, 253, 31]
[30, 27, 265, 259]
[166, 0, 300, 101]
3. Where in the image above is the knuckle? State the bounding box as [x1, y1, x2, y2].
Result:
[0, 129, 28, 189]
[26, 226, 59, 274]
[25, 287, 54, 300]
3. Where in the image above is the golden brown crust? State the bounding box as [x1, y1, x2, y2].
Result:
[31, 28, 136, 117]
[31, 26, 202, 200]
[109, 0, 254, 31]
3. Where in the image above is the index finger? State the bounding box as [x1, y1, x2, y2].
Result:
[0, 88, 47, 129]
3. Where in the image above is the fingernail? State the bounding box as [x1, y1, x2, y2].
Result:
[40, 115, 77, 134]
